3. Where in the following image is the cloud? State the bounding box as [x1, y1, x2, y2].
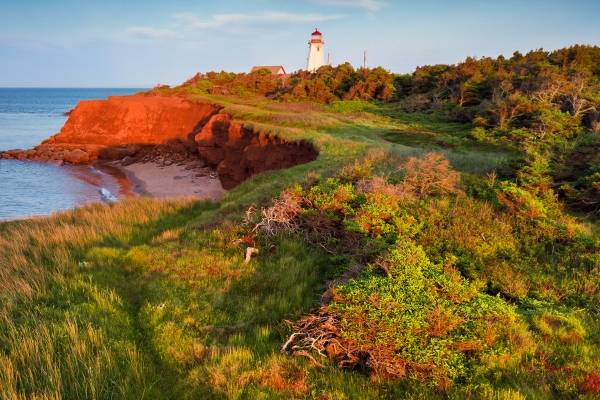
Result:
[125, 27, 183, 39]
[124, 11, 344, 41]
[172, 11, 344, 30]
[312, 0, 388, 12]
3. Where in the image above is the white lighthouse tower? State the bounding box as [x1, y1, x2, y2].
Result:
[307, 28, 325, 72]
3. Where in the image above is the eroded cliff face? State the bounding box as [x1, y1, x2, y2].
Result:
[42, 95, 220, 158]
[196, 114, 318, 189]
[0, 94, 319, 189]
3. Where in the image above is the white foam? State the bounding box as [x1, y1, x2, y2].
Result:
[99, 187, 118, 203]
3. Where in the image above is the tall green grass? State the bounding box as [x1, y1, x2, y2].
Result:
[0, 198, 212, 398]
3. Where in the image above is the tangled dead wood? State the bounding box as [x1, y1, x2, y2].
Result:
[252, 191, 304, 235]
[281, 310, 358, 368]
[281, 308, 435, 382]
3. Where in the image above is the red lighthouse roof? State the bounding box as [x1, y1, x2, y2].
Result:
[312, 28, 322, 36]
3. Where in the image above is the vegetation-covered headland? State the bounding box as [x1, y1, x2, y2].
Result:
[2, 45, 600, 399]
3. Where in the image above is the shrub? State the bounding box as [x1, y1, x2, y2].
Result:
[402, 153, 462, 197]
[284, 239, 526, 390]
[471, 126, 492, 141]
[348, 188, 420, 240]
[339, 159, 372, 182]
[496, 182, 550, 220]
[579, 372, 600, 395]
[402, 94, 430, 112]
[306, 178, 358, 215]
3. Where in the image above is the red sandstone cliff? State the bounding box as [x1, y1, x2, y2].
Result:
[41, 95, 219, 158]
[0, 94, 319, 189]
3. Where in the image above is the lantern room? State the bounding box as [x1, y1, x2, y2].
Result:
[310, 29, 324, 44]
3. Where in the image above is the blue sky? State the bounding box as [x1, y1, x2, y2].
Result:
[0, 0, 598, 87]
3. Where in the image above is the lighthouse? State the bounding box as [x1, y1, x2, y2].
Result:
[307, 28, 325, 72]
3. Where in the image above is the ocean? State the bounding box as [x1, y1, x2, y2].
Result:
[0, 88, 146, 221]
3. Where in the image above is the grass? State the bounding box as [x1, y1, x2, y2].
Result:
[0, 198, 209, 399]
[1, 95, 600, 399]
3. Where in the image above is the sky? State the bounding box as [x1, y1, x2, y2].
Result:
[0, 0, 598, 87]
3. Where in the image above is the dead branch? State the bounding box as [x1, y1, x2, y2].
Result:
[253, 191, 303, 235]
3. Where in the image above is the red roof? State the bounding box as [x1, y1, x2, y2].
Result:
[312, 28, 322, 36]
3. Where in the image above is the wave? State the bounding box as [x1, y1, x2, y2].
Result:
[99, 187, 118, 203]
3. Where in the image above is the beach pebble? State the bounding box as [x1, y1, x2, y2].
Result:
[164, 161, 172, 166]
[173, 176, 183, 180]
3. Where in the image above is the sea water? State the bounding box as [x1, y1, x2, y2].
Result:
[0, 88, 146, 221]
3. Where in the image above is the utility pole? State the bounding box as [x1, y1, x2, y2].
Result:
[327, 53, 330, 66]
[364, 51, 367, 69]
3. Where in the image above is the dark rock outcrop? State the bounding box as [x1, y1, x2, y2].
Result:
[195, 113, 319, 189]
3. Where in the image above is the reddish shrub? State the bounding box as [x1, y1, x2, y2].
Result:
[402, 153, 462, 198]
[579, 372, 600, 394]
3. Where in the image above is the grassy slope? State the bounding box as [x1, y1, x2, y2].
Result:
[1, 97, 598, 399]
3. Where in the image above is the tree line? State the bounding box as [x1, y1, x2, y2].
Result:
[170, 45, 600, 213]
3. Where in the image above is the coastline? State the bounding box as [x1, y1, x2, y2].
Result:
[98, 160, 226, 201]
[94, 164, 137, 199]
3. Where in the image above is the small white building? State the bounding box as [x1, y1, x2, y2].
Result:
[250, 66, 287, 75]
[307, 29, 325, 72]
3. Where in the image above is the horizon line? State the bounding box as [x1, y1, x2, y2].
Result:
[0, 86, 153, 89]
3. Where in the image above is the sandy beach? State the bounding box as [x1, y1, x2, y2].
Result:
[99, 160, 226, 201]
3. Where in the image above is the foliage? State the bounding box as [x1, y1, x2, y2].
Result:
[179, 68, 280, 98]
[168, 63, 397, 103]
[4, 46, 600, 399]
[393, 46, 600, 210]
[156, 46, 600, 212]
[277, 157, 525, 390]
[554, 131, 600, 215]
[333, 241, 521, 387]
[287, 239, 526, 390]
[255, 153, 600, 396]
[402, 152, 463, 197]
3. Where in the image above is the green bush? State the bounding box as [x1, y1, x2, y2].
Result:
[289, 239, 527, 389]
